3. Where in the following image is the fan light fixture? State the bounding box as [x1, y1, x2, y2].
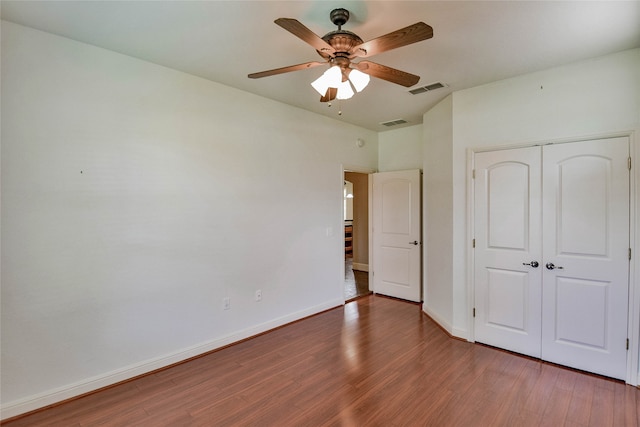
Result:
[249, 8, 434, 106]
[348, 69, 370, 92]
[311, 66, 370, 100]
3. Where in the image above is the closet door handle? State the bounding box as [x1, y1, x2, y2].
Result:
[409, 241, 419, 245]
[522, 261, 539, 268]
[545, 262, 564, 270]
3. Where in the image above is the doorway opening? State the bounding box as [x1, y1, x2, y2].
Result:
[344, 171, 372, 301]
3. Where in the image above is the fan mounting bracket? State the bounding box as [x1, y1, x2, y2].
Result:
[330, 8, 350, 28]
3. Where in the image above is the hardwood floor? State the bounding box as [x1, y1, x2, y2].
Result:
[4, 295, 638, 426]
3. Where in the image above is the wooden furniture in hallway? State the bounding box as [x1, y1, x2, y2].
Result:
[344, 224, 353, 257]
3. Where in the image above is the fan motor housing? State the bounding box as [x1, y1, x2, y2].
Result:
[321, 30, 363, 54]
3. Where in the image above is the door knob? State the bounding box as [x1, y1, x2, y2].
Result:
[409, 241, 419, 245]
[522, 261, 539, 268]
[545, 262, 564, 270]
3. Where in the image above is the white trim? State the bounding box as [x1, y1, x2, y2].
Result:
[0, 299, 343, 420]
[342, 165, 377, 174]
[628, 130, 639, 386]
[421, 304, 464, 340]
[352, 262, 369, 272]
[468, 130, 635, 154]
[368, 173, 374, 292]
[452, 326, 468, 340]
[466, 148, 476, 343]
[423, 305, 468, 340]
[467, 130, 637, 385]
[422, 303, 453, 334]
[342, 164, 376, 298]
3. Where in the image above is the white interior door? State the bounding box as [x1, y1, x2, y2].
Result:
[473, 137, 630, 380]
[474, 146, 543, 357]
[372, 169, 421, 302]
[541, 137, 629, 379]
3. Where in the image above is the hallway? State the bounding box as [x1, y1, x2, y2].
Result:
[344, 257, 370, 300]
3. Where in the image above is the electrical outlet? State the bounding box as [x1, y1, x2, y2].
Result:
[223, 297, 230, 310]
[255, 289, 262, 302]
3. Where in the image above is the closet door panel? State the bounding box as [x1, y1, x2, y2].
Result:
[541, 137, 629, 380]
[474, 147, 542, 357]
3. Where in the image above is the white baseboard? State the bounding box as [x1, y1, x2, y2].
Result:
[1, 298, 343, 421]
[422, 303, 468, 341]
[352, 262, 369, 272]
[422, 304, 452, 334]
[452, 326, 468, 340]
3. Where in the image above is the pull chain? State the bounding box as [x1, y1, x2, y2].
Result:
[325, 99, 344, 116]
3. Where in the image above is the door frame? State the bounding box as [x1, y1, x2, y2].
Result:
[341, 165, 376, 303]
[466, 130, 638, 385]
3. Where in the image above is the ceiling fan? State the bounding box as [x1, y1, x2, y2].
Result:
[248, 8, 433, 103]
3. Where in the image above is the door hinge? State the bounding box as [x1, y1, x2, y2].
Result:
[472, 169, 476, 179]
[627, 338, 630, 350]
[472, 238, 476, 248]
[473, 308, 476, 317]
[630, 248, 632, 261]
[629, 157, 632, 170]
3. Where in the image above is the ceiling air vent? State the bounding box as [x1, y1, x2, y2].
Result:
[380, 119, 408, 127]
[409, 82, 446, 95]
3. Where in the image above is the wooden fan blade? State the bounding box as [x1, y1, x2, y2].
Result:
[320, 87, 337, 103]
[275, 18, 335, 56]
[350, 22, 433, 58]
[248, 61, 326, 79]
[353, 61, 420, 87]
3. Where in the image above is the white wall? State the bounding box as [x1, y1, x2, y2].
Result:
[0, 21, 378, 418]
[422, 95, 454, 333]
[422, 48, 640, 380]
[452, 48, 639, 335]
[378, 125, 422, 172]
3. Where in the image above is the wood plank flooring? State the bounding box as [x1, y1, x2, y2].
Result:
[4, 295, 639, 426]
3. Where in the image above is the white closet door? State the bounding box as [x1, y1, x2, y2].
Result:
[474, 146, 542, 357]
[474, 137, 630, 380]
[541, 137, 629, 380]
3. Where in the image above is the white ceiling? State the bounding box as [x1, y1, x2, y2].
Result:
[2, 1, 639, 131]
